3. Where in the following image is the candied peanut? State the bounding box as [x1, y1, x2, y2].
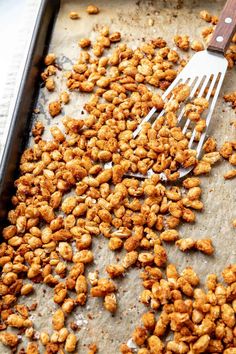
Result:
[61, 196, 77, 214]
[153, 244, 167, 267]
[106, 264, 125, 278]
[202, 152, 221, 165]
[221, 303, 235, 328]
[174, 35, 190, 51]
[79, 38, 91, 48]
[203, 137, 217, 152]
[32, 121, 44, 137]
[60, 91, 70, 104]
[152, 93, 164, 110]
[224, 349, 236, 354]
[191, 40, 204, 52]
[138, 252, 154, 265]
[57, 327, 69, 343]
[26, 342, 39, 353]
[193, 161, 211, 175]
[120, 344, 132, 354]
[192, 334, 210, 353]
[52, 309, 65, 331]
[224, 170, 236, 179]
[61, 298, 74, 314]
[187, 186, 201, 200]
[7, 314, 31, 328]
[46, 77, 55, 91]
[229, 153, 236, 166]
[96, 169, 112, 184]
[50, 126, 65, 142]
[220, 142, 233, 159]
[177, 277, 193, 296]
[222, 265, 236, 284]
[166, 264, 178, 281]
[0, 332, 19, 347]
[183, 177, 200, 189]
[195, 239, 214, 255]
[91, 278, 116, 297]
[141, 311, 156, 330]
[87, 5, 99, 14]
[80, 81, 94, 92]
[215, 284, 227, 305]
[73, 250, 93, 264]
[3, 272, 17, 285]
[193, 97, 209, 109]
[160, 229, 179, 242]
[206, 274, 217, 291]
[174, 84, 190, 102]
[181, 267, 199, 286]
[167, 49, 179, 62]
[200, 10, 212, 22]
[122, 251, 138, 268]
[21, 283, 34, 296]
[104, 293, 117, 313]
[58, 242, 73, 261]
[88, 343, 98, 354]
[65, 333, 78, 352]
[182, 198, 203, 210]
[49, 101, 61, 117]
[132, 326, 148, 346]
[75, 274, 87, 294]
[167, 341, 189, 353]
[148, 335, 164, 353]
[3, 225, 17, 239]
[112, 165, 125, 184]
[45, 53, 56, 66]
[108, 237, 123, 250]
[109, 32, 121, 42]
[69, 11, 79, 19]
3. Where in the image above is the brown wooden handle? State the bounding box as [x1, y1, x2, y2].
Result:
[207, 0, 236, 54]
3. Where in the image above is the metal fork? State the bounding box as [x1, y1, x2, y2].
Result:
[105, 0, 236, 180]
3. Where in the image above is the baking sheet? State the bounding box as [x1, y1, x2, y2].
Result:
[1, 0, 236, 353]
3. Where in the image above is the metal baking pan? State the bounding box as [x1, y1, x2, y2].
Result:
[0, 1, 235, 353]
[0, 0, 60, 227]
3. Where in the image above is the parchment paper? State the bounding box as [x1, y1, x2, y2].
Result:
[1, 0, 236, 353]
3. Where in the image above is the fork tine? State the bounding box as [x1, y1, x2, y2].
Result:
[198, 75, 212, 97]
[182, 75, 212, 134]
[188, 74, 219, 148]
[189, 72, 224, 153]
[177, 76, 203, 125]
[205, 73, 220, 101]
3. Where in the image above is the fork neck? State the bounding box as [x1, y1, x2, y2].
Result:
[207, 0, 236, 54]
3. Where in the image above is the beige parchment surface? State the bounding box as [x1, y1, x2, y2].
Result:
[1, 0, 236, 353]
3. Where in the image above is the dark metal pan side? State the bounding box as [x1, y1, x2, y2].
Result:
[0, 0, 60, 227]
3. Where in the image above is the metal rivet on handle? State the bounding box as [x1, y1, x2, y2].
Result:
[216, 36, 224, 42]
[225, 17, 232, 24]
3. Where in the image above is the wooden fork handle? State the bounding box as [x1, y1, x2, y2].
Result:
[207, 0, 236, 54]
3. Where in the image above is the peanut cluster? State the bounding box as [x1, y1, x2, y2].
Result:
[121, 264, 236, 354]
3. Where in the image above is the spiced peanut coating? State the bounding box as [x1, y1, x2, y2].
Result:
[69, 11, 79, 20]
[0, 15, 235, 354]
[86, 5, 99, 15]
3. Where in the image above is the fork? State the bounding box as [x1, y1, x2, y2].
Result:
[105, 0, 236, 180]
